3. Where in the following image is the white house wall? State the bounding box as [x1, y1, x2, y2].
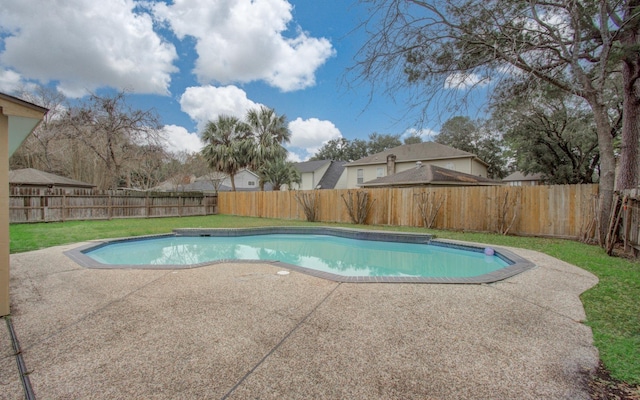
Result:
[222, 170, 259, 189]
[295, 163, 332, 190]
[334, 169, 348, 189]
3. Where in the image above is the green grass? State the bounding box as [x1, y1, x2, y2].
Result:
[9, 215, 640, 385]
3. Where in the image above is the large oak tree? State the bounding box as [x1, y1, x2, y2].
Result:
[355, 0, 640, 241]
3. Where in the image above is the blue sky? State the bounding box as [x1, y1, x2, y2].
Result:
[0, 0, 486, 161]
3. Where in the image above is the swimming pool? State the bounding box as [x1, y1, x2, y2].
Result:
[65, 227, 535, 283]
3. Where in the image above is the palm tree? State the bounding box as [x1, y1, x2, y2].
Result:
[200, 115, 252, 191]
[259, 158, 301, 191]
[246, 106, 291, 190]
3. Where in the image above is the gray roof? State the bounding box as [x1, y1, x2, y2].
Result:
[178, 180, 273, 192]
[359, 164, 501, 187]
[347, 142, 487, 166]
[293, 160, 331, 174]
[502, 171, 544, 182]
[9, 168, 95, 188]
[316, 161, 346, 189]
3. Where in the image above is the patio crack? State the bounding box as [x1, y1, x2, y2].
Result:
[20, 270, 175, 352]
[221, 282, 342, 400]
[485, 283, 587, 323]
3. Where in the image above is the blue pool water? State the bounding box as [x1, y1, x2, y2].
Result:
[84, 233, 509, 278]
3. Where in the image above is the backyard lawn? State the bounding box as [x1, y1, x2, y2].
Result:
[9, 215, 640, 391]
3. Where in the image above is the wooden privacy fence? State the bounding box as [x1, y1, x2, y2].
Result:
[9, 188, 218, 223]
[219, 184, 599, 239]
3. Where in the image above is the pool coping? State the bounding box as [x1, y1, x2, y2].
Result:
[63, 226, 536, 284]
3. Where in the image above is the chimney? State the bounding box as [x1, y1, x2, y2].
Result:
[387, 154, 397, 175]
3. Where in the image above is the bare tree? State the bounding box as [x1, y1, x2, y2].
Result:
[414, 191, 445, 229]
[201, 171, 227, 193]
[341, 190, 375, 224]
[495, 189, 520, 235]
[129, 144, 169, 190]
[354, 0, 639, 242]
[179, 152, 227, 193]
[295, 191, 320, 222]
[59, 91, 164, 189]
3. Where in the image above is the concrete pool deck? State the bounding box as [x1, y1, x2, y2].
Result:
[2, 241, 599, 399]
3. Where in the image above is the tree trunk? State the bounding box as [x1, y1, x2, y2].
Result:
[591, 102, 617, 244]
[230, 173, 237, 191]
[617, 5, 640, 190]
[618, 61, 640, 190]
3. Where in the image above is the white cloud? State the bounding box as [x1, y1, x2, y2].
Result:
[179, 86, 341, 161]
[179, 85, 263, 131]
[0, 69, 26, 93]
[162, 125, 203, 154]
[0, 0, 177, 98]
[287, 117, 342, 160]
[287, 152, 303, 163]
[152, 0, 335, 91]
[444, 73, 489, 90]
[402, 128, 438, 141]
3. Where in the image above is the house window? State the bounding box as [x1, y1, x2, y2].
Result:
[248, 181, 255, 186]
[357, 169, 364, 184]
[376, 167, 384, 178]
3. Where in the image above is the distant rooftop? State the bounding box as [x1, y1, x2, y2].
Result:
[347, 142, 487, 166]
[359, 163, 501, 187]
[9, 168, 95, 188]
[293, 160, 331, 174]
[502, 171, 544, 182]
[293, 160, 346, 189]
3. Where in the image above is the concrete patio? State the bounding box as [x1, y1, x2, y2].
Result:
[2, 241, 599, 399]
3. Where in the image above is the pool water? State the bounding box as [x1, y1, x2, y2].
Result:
[85, 234, 509, 278]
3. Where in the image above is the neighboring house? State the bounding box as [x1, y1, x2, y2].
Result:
[290, 160, 347, 190]
[359, 162, 501, 188]
[152, 174, 196, 191]
[224, 169, 260, 190]
[345, 142, 490, 189]
[502, 171, 544, 186]
[153, 169, 267, 192]
[181, 175, 273, 192]
[9, 168, 96, 193]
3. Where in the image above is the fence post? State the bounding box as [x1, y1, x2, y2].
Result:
[62, 192, 66, 222]
[23, 195, 29, 222]
[41, 195, 47, 222]
[108, 192, 112, 220]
